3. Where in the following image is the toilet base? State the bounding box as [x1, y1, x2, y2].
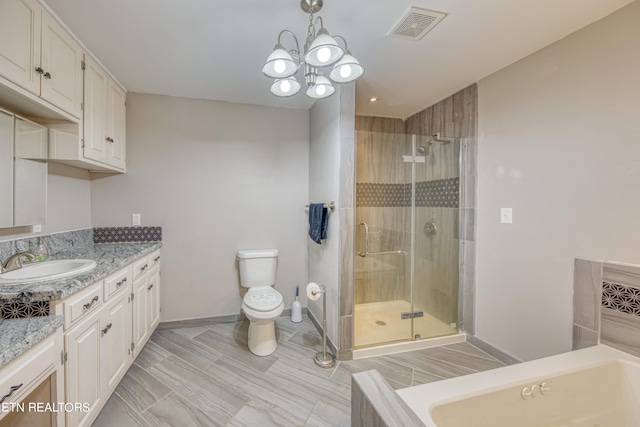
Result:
[247, 321, 277, 356]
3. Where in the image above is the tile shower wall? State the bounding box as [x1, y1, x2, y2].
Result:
[573, 259, 640, 357]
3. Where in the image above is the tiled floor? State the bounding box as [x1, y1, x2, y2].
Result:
[93, 315, 505, 426]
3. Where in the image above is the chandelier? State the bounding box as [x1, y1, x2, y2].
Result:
[261, 0, 364, 99]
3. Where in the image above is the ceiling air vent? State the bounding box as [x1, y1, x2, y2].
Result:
[388, 7, 447, 41]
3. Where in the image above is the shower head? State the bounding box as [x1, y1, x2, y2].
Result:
[417, 133, 451, 154]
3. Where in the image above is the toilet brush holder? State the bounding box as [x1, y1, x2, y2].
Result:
[307, 283, 336, 369]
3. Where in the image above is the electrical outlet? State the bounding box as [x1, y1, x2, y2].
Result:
[132, 214, 141, 226]
[500, 208, 512, 224]
[32, 224, 42, 232]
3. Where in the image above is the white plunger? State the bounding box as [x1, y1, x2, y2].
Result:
[306, 282, 336, 368]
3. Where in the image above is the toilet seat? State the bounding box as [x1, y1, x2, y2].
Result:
[243, 286, 283, 312]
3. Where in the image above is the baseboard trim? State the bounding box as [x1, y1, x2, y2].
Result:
[466, 334, 522, 365]
[157, 307, 309, 331]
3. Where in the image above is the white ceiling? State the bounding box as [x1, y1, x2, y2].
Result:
[43, 0, 635, 119]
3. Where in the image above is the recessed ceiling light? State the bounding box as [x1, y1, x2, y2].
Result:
[369, 97, 378, 102]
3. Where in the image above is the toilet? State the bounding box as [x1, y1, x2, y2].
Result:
[237, 249, 284, 356]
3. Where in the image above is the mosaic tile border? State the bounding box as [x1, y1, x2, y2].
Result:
[0, 300, 49, 319]
[93, 226, 162, 243]
[602, 281, 640, 316]
[356, 177, 459, 208]
[356, 183, 410, 207]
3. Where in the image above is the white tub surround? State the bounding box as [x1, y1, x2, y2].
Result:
[397, 345, 640, 427]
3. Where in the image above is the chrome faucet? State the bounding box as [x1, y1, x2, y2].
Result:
[1, 252, 36, 274]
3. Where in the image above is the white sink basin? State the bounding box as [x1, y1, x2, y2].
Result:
[0, 259, 97, 285]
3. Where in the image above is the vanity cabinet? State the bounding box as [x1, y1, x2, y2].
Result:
[64, 310, 102, 427]
[57, 250, 160, 427]
[0, 328, 65, 427]
[64, 272, 133, 427]
[131, 249, 161, 357]
[82, 55, 126, 171]
[0, 0, 84, 119]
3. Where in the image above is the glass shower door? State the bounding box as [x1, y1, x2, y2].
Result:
[410, 134, 460, 341]
[354, 131, 413, 347]
[354, 131, 461, 349]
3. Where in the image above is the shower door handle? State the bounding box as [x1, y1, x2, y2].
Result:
[358, 222, 369, 257]
[358, 221, 406, 257]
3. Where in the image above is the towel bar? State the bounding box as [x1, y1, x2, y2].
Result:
[305, 201, 335, 211]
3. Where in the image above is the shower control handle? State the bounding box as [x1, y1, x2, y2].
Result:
[358, 222, 369, 257]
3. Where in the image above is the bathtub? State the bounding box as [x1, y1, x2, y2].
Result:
[396, 345, 640, 426]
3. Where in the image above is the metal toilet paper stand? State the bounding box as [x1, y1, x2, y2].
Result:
[308, 283, 336, 369]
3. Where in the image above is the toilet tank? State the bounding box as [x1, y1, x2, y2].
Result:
[237, 249, 278, 287]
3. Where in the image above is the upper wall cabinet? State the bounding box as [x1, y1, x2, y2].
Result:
[40, 11, 84, 119]
[83, 56, 126, 171]
[0, 0, 83, 119]
[49, 55, 126, 173]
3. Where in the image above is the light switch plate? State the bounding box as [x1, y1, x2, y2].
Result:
[132, 214, 141, 226]
[500, 208, 512, 224]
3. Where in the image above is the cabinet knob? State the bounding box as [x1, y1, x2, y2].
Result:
[105, 137, 114, 143]
[147, 284, 154, 291]
[43, 72, 52, 79]
[116, 277, 127, 287]
[35, 67, 44, 74]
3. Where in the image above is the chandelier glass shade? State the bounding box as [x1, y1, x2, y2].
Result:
[262, 1, 364, 99]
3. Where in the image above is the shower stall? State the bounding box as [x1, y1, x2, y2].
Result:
[354, 131, 464, 350]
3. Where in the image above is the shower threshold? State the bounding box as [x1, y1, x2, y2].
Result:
[353, 333, 466, 359]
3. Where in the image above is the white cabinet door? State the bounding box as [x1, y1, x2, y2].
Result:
[82, 55, 108, 163]
[0, 111, 13, 228]
[105, 79, 126, 170]
[147, 267, 161, 332]
[132, 276, 148, 357]
[65, 313, 103, 427]
[0, 0, 41, 94]
[101, 290, 132, 397]
[40, 12, 83, 118]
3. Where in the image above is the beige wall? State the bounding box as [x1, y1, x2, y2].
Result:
[91, 93, 310, 322]
[0, 163, 92, 242]
[476, 0, 640, 361]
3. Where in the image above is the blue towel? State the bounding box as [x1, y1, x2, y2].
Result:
[308, 203, 329, 244]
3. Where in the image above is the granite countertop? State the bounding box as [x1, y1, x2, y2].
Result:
[0, 242, 162, 303]
[0, 315, 64, 369]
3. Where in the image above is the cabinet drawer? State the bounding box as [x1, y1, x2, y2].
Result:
[132, 256, 150, 280]
[149, 249, 161, 270]
[0, 333, 56, 410]
[104, 265, 132, 301]
[64, 282, 103, 329]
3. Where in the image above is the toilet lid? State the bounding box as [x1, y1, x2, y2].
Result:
[243, 287, 283, 311]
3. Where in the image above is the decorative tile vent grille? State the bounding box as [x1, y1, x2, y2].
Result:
[602, 282, 640, 316]
[94, 226, 162, 243]
[388, 7, 447, 41]
[0, 300, 50, 319]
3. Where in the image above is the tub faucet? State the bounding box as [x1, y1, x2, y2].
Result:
[1, 252, 36, 274]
